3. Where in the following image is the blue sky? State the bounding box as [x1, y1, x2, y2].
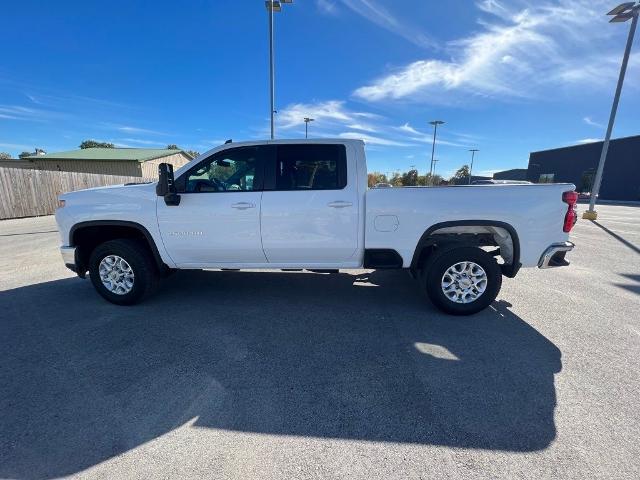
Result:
[1, 0, 638, 177]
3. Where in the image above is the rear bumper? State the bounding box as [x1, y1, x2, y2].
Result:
[60, 246, 78, 272]
[538, 242, 574, 269]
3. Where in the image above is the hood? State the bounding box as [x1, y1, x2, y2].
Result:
[60, 181, 158, 203]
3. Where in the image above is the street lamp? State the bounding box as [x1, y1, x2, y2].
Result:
[468, 149, 479, 185]
[429, 120, 444, 186]
[583, 2, 639, 220]
[303, 117, 315, 138]
[265, 0, 293, 140]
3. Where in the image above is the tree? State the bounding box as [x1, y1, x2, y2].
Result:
[368, 170, 448, 188]
[367, 172, 388, 187]
[389, 173, 403, 187]
[401, 169, 418, 186]
[80, 140, 114, 149]
[0, 152, 11, 159]
[447, 165, 470, 185]
[186, 150, 200, 159]
[166, 144, 179, 150]
[452, 165, 470, 180]
[417, 173, 445, 186]
[19, 151, 33, 159]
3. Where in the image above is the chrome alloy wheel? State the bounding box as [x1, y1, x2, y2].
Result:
[441, 261, 487, 304]
[98, 255, 135, 295]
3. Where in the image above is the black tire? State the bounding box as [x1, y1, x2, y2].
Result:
[88, 239, 159, 305]
[422, 245, 502, 315]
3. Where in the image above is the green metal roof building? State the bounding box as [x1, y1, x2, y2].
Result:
[24, 148, 193, 177]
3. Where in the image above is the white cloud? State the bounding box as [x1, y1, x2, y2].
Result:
[24, 91, 131, 110]
[24, 93, 42, 105]
[394, 123, 472, 147]
[583, 116, 604, 129]
[276, 102, 474, 149]
[115, 125, 167, 136]
[277, 100, 389, 137]
[316, 0, 338, 15]
[353, 0, 622, 102]
[397, 123, 422, 136]
[345, 122, 378, 133]
[338, 132, 414, 146]
[118, 138, 165, 146]
[338, 0, 436, 49]
[277, 100, 356, 129]
[0, 142, 34, 150]
[477, 0, 510, 18]
[0, 105, 62, 122]
[352, 111, 384, 120]
[276, 100, 424, 147]
[575, 138, 601, 144]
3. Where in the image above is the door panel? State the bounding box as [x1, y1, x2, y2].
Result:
[261, 190, 358, 263]
[157, 192, 265, 265]
[260, 143, 359, 264]
[157, 145, 269, 266]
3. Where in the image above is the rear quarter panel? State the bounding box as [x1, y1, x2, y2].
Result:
[365, 184, 575, 268]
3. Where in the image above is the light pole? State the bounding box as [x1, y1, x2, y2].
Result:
[429, 120, 444, 185]
[265, 0, 293, 140]
[468, 149, 479, 185]
[583, 2, 639, 220]
[432, 158, 440, 180]
[303, 117, 315, 138]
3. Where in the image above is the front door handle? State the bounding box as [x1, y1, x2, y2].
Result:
[231, 202, 256, 210]
[327, 201, 353, 208]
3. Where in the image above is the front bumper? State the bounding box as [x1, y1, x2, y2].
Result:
[60, 246, 77, 272]
[538, 241, 574, 269]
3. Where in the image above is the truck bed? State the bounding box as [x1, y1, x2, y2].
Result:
[365, 183, 575, 268]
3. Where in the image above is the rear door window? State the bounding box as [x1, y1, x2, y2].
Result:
[273, 144, 347, 191]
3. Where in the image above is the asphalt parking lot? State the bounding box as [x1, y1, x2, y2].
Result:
[1, 204, 639, 479]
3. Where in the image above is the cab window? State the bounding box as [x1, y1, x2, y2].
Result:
[183, 146, 267, 193]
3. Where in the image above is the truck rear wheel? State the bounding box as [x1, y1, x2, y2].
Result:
[88, 239, 159, 306]
[422, 245, 502, 315]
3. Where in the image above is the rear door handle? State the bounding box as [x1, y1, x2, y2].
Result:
[231, 202, 256, 210]
[327, 201, 353, 208]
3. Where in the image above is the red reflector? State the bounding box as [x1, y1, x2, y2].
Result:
[562, 191, 578, 205]
[564, 208, 577, 232]
[562, 191, 578, 232]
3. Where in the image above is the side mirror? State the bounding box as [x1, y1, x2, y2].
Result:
[156, 163, 181, 206]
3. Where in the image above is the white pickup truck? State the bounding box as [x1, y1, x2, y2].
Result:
[56, 139, 577, 315]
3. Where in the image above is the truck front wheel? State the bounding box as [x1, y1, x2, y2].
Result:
[422, 246, 502, 315]
[88, 239, 159, 305]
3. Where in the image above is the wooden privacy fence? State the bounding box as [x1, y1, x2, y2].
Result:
[0, 167, 155, 220]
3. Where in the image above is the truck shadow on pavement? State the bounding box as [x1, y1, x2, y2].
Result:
[0, 269, 562, 479]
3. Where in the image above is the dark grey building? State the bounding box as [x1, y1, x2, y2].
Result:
[493, 168, 528, 181]
[528, 135, 640, 201]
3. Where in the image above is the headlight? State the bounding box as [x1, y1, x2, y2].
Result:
[58, 199, 66, 208]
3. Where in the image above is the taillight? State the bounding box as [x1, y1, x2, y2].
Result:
[562, 190, 578, 232]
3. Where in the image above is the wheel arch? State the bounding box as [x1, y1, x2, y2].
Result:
[410, 220, 521, 278]
[70, 220, 167, 274]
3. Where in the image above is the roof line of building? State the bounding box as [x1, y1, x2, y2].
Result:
[531, 134, 640, 155]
